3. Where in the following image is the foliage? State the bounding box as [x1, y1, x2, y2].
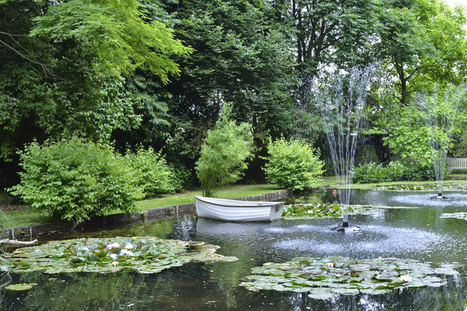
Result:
[29, 0, 192, 80]
[240, 256, 459, 299]
[0, 0, 189, 188]
[263, 138, 324, 191]
[352, 162, 404, 183]
[125, 146, 174, 198]
[354, 145, 380, 167]
[9, 137, 144, 224]
[163, 0, 297, 173]
[374, 184, 436, 191]
[283, 203, 344, 218]
[10, 237, 236, 274]
[378, 0, 467, 105]
[351, 161, 446, 183]
[273, 0, 380, 76]
[167, 161, 192, 193]
[195, 103, 254, 197]
[382, 104, 433, 166]
[452, 131, 467, 157]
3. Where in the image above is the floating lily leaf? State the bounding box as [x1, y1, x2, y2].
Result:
[308, 289, 334, 300]
[360, 288, 391, 295]
[241, 256, 459, 299]
[433, 267, 460, 276]
[5, 283, 37, 291]
[9, 237, 236, 275]
[333, 287, 360, 295]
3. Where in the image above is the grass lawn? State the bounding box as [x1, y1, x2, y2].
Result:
[0, 206, 46, 230]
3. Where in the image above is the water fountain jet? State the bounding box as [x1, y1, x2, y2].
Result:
[311, 66, 376, 231]
[418, 85, 465, 200]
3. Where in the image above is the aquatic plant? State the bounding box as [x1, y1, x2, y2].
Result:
[282, 203, 344, 218]
[9, 237, 236, 274]
[374, 184, 436, 191]
[241, 256, 459, 299]
[282, 203, 375, 219]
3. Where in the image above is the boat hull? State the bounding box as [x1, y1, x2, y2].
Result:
[195, 196, 284, 222]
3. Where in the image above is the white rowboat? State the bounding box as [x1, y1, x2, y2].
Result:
[195, 196, 284, 222]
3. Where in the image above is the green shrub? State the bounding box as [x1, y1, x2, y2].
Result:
[383, 161, 405, 181]
[263, 138, 324, 191]
[401, 162, 436, 181]
[351, 162, 386, 184]
[351, 160, 449, 183]
[196, 103, 254, 197]
[125, 146, 174, 198]
[9, 137, 144, 225]
[168, 162, 192, 192]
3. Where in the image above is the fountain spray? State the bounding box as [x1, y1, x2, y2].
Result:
[312, 66, 376, 231]
[418, 85, 465, 200]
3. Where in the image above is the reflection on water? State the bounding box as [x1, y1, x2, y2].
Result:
[2, 189, 467, 310]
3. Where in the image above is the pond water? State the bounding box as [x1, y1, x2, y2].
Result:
[2, 189, 467, 310]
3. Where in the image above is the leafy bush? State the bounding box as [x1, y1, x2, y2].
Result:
[196, 103, 254, 197]
[400, 162, 437, 181]
[168, 162, 192, 192]
[125, 146, 174, 198]
[351, 161, 449, 183]
[351, 161, 405, 183]
[263, 138, 324, 191]
[9, 137, 144, 225]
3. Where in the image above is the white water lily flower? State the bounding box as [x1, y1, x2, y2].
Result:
[112, 261, 119, 267]
[124, 244, 134, 249]
[121, 249, 134, 256]
[109, 253, 117, 259]
[399, 275, 412, 282]
[105, 242, 120, 250]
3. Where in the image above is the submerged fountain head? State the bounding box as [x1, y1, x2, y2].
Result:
[332, 219, 361, 233]
[431, 193, 449, 200]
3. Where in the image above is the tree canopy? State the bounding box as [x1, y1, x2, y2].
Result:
[1, 0, 467, 191]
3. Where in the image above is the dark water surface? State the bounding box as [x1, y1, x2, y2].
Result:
[2, 190, 467, 310]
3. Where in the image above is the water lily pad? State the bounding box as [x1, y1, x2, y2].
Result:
[241, 256, 459, 298]
[10, 237, 236, 275]
[5, 283, 37, 291]
[308, 289, 334, 300]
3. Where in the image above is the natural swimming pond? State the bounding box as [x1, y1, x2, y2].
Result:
[2, 189, 467, 310]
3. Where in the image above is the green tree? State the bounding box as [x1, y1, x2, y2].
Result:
[383, 85, 465, 167]
[28, 0, 192, 80]
[271, 0, 381, 99]
[378, 0, 467, 105]
[163, 0, 297, 172]
[0, 0, 191, 188]
[195, 103, 254, 197]
[263, 137, 324, 191]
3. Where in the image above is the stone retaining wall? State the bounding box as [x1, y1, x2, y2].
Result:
[4, 190, 291, 241]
